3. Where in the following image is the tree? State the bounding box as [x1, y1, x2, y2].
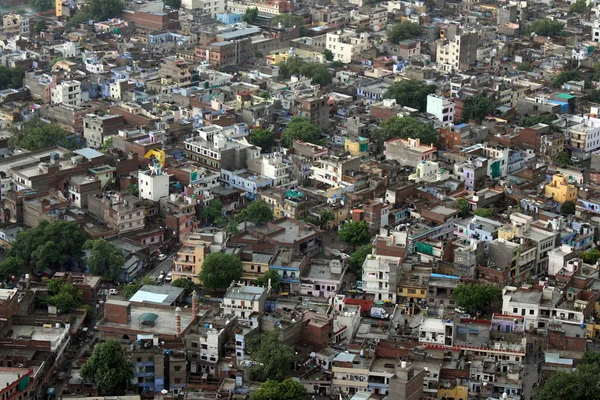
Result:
[570, 0, 591, 13]
[539, 363, 600, 400]
[348, 244, 372, 272]
[0, 66, 25, 91]
[372, 116, 438, 151]
[251, 379, 308, 400]
[580, 248, 600, 264]
[202, 199, 224, 222]
[30, 0, 54, 11]
[255, 269, 280, 289]
[457, 198, 469, 218]
[250, 128, 275, 151]
[87, 0, 124, 21]
[461, 94, 496, 124]
[199, 253, 243, 290]
[281, 117, 321, 147]
[273, 14, 305, 30]
[551, 71, 585, 88]
[236, 201, 274, 225]
[473, 208, 494, 218]
[581, 351, 600, 368]
[338, 221, 371, 251]
[561, 200, 576, 215]
[9, 220, 90, 272]
[48, 279, 83, 313]
[452, 283, 501, 314]
[525, 18, 564, 36]
[127, 184, 139, 197]
[248, 331, 296, 381]
[277, 57, 332, 86]
[34, 20, 48, 33]
[556, 151, 572, 165]
[81, 340, 134, 395]
[171, 278, 197, 296]
[521, 114, 558, 127]
[9, 119, 71, 151]
[516, 62, 533, 71]
[243, 7, 258, 23]
[163, 0, 181, 8]
[319, 210, 335, 229]
[84, 239, 124, 282]
[323, 48, 334, 61]
[0, 257, 24, 282]
[123, 276, 156, 299]
[387, 20, 421, 44]
[227, 220, 240, 236]
[383, 80, 437, 113]
[100, 137, 113, 153]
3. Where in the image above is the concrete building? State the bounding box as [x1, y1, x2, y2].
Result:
[362, 254, 399, 302]
[51, 80, 84, 107]
[184, 126, 257, 171]
[384, 138, 437, 167]
[88, 193, 145, 234]
[220, 282, 268, 327]
[173, 232, 213, 283]
[300, 259, 346, 298]
[325, 30, 369, 63]
[138, 167, 170, 202]
[388, 361, 425, 400]
[83, 114, 125, 149]
[182, 0, 225, 15]
[545, 174, 578, 204]
[426, 95, 454, 125]
[436, 25, 478, 72]
[568, 117, 600, 153]
[294, 96, 330, 130]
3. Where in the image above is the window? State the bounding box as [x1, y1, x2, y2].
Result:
[513, 308, 518, 313]
[529, 309, 534, 315]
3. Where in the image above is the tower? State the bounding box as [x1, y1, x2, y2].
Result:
[388, 361, 425, 400]
[175, 307, 182, 338]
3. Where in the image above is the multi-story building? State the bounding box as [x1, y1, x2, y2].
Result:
[310, 155, 361, 187]
[435, 25, 478, 72]
[454, 215, 503, 249]
[51, 80, 83, 107]
[325, 30, 369, 63]
[83, 113, 125, 149]
[2, 14, 29, 37]
[184, 126, 257, 170]
[384, 138, 437, 167]
[362, 254, 399, 303]
[545, 173, 578, 204]
[294, 96, 330, 130]
[568, 116, 600, 153]
[185, 325, 223, 377]
[87, 193, 145, 234]
[426, 94, 454, 125]
[158, 57, 193, 87]
[173, 232, 213, 283]
[220, 282, 268, 327]
[138, 167, 170, 202]
[128, 335, 166, 393]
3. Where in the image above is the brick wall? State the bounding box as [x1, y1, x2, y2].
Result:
[105, 301, 130, 324]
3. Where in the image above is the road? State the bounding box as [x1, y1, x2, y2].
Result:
[522, 337, 544, 400]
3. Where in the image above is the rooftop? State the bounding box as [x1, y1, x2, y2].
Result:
[129, 285, 185, 306]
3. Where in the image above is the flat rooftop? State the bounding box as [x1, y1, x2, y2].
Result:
[129, 285, 184, 306]
[305, 262, 343, 282]
[225, 284, 266, 301]
[99, 306, 194, 336]
[11, 325, 68, 352]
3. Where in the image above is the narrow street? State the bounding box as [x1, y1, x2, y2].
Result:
[522, 336, 544, 400]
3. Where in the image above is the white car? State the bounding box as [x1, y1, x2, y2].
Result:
[165, 273, 172, 282]
[108, 289, 118, 295]
[158, 254, 167, 261]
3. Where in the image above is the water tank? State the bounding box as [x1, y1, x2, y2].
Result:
[401, 361, 407, 368]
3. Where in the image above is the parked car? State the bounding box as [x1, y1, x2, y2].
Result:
[158, 254, 167, 261]
[109, 289, 118, 295]
[158, 271, 165, 281]
[165, 273, 172, 282]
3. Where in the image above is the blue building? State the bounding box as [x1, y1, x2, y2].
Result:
[269, 249, 308, 293]
[216, 12, 243, 24]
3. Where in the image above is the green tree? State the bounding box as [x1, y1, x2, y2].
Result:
[581, 351, 600, 368]
[323, 48, 334, 61]
[34, 20, 48, 33]
[570, 0, 591, 13]
[100, 137, 113, 153]
[277, 57, 332, 86]
[387, 20, 421, 44]
[561, 200, 576, 215]
[227, 220, 240, 236]
[348, 244, 372, 272]
[171, 278, 198, 296]
[202, 199, 223, 222]
[237, 200, 274, 225]
[199, 253, 243, 290]
[556, 151, 572, 165]
[525, 18, 564, 36]
[127, 183, 139, 197]
[84, 239, 124, 282]
[580, 248, 600, 264]
[473, 208, 494, 218]
[123, 276, 156, 299]
[250, 128, 275, 151]
[539, 363, 600, 400]
[81, 340, 134, 395]
[248, 331, 296, 381]
[457, 198, 469, 218]
[65, 10, 88, 29]
[516, 62, 533, 71]
[551, 71, 585, 88]
[372, 116, 438, 151]
[30, 0, 54, 11]
[319, 210, 335, 229]
[163, 0, 181, 8]
[251, 379, 308, 400]
[338, 221, 371, 251]
[281, 116, 321, 147]
[521, 114, 558, 127]
[254, 269, 280, 290]
[0, 66, 25, 90]
[0, 257, 24, 282]
[383, 80, 437, 112]
[461, 94, 496, 123]
[9, 119, 71, 151]
[9, 220, 90, 272]
[243, 7, 258, 23]
[87, 0, 124, 21]
[273, 14, 305, 30]
[48, 279, 83, 313]
[452, 283, 501, 314]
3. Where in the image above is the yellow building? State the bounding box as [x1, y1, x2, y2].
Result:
[544, 173, 578, 204]
[172, 233, 211, 284]
[344, 137, 369, 157]
[438, 386, 468, 400]
[56, 0, 63, 17]
[240, 251, 274, 285]
[259, 188, 307, 220]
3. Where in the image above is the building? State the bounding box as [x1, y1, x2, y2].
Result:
[122, 10, 180, 31]
[435, 26, 478, 72]
[182, 0, 225, 16]
[568, 116, 600, 153]
[388, 361, 425, 400]
[83, 114, 125, 149]
[362, 254, 399, 303]
[158, 57, 193, 86]
[294, 96, 330, 130]
[138, 167, 170, 202]
[51, 80, 83, 107]
[173, 232, 213, 283]
[184, 126, 257, 170]
[88, 193, 145, 234]
[544, 174, 578, 204]
[220, 282, 268, 327]
[384, 138, 437, 167]
[325, 30, 369, 63]
[300, 259, 346, 298]
[2, 14, 29, 37]
[0, 367, 34, 400]
[426, 95, 454, 125]
[216, 12, 243, 24]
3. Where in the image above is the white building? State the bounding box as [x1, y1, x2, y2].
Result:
[326, 30, 369, 63]
[182, 0, 225, 16]
[408, 160, 450, 183]
[220, 169, 273, 195]
[247, 153, 292, 187]
[569, 117, 600, 153]
[419, 317, 455, 346]
[426, 94, 455, 125]
[361, 254, 398, 302]
[220, 282, 268, 327]
[187, 326, 223, 376]
[435, 30, 478, 72]
[138, 167, 170, 201]
[548, 244, 576, 276]
[51, 80, 83, 107]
